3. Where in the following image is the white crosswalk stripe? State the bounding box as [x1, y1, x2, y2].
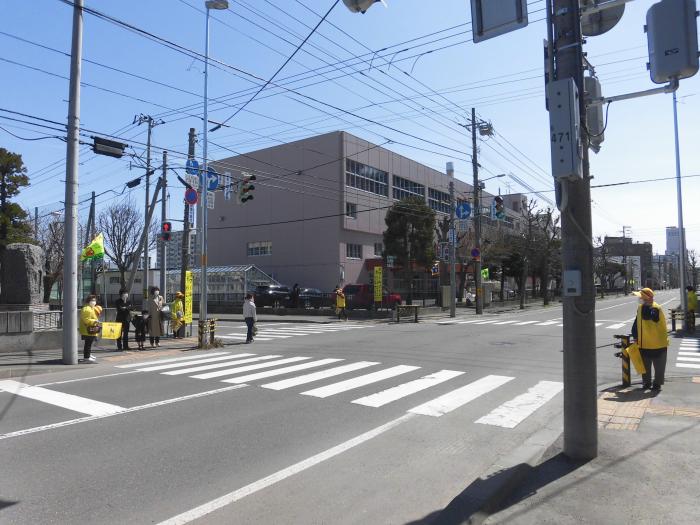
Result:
[514, 321, 538, 326]
[162, 355, 282, 376]
[116, 352, 229, 369]
[535, 321, 557, 326]
[219, 323, 370, 344]
[301, 365, 420, 398]
[674, 338, 700, 370]
[493, 320, 517, 325]
[475, 380, 563, 428]
[221, 359, 344, 384]
[352, 370, 464, 408]
[135, 354, 252, 372]
[434, 318, 631, 330]
[192, 356, 312, 380]
[606, 323, 626, 329]
[408, 375, 514, 417]
[261, 362, 379, 390]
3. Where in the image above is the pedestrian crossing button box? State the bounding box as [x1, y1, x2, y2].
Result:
[562, 270, 582, 297]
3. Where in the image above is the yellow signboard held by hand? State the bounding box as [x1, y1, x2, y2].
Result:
[100, 322, 122, 340]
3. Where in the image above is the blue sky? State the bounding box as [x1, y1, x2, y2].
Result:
[2, 0, 699, 256]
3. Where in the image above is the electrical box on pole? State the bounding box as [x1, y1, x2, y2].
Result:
[470, 0, 529, 43]
[547, 78, 582, 180]
[584, 75, 605, 153]
[645, 0, 699, 84]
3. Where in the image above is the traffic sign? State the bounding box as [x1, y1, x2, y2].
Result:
[455, 202, 472, 219]
[471, 247, 481, 258]
[448, 228, 456, 244]
[184, 188, 198, 205]
[206, 192, 215, 210]
[456, 219, 469, 232]
[206, 167, 219, 191]
[186, 158, 199, 175]
[185, 174, 199, 190]
[223, 172, 233, 201]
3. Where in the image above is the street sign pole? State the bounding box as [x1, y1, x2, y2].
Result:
[448, 162, 456, 318]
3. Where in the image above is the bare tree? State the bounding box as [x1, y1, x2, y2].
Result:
[97, 199, 157, 288]
[535, 208, 560, 306]
[37, 215, 65, 302]
[688, 249, 698, 288]
[518, 199, 539, 309]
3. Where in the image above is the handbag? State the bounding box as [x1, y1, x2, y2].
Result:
[253, 323, 259, 336]
[87, 324, 100, 335]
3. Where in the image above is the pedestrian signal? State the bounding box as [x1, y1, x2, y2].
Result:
[161, 221, 172, 241]
[494, 196, 505, 220]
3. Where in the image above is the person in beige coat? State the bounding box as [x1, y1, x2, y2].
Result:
[147, 286, 164, 347]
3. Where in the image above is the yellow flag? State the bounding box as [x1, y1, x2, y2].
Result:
[81, 233, 105, 261]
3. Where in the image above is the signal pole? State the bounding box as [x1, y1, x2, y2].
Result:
[160, 150, 167, 298]
[622, 225, 630, 295]
[181, 128, 196, 295]
[550, 0, 598, 460]
[448, 162, 456, 318]
[471, 107, 483, 315]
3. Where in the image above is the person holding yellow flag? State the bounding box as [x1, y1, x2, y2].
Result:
[78, 295, 101, 363]
[631, 288, 669, 392]
[170, 291, 186, 338]
[80, 233, 105, 261]
[687, 285, 697, 333]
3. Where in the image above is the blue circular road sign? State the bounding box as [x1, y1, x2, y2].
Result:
[185, 158, 199, 175]
[184, 188, 198, 205]
[456, 202, 471, 219]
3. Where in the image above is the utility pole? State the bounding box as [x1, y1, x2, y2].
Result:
[622, 225, 630, 295]
[159, 150, 167, 299]
[672, 91, 689, 323]
[471, 107, 483, 315]
[87, 191, 96, 294]
[181, 128, 196, 295]
[550, 0, 597, 460]
[62, 0, 82, 365]
[448, 162, 456, 318]
[126, 178, 163, 294]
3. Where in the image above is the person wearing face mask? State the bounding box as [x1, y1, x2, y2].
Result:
[78, 294, 101, 363]
[147, 286, 164, 347]
[115, 288, 133, 351]
[631, 287, 669, 391]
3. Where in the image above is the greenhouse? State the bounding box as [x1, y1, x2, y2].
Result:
[165, 265, 277, 303]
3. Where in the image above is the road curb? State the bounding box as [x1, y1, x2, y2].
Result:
[431, 409, 564, 525]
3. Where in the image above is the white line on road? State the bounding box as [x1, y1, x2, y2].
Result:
[221, 359, 343, 384]
[678, 351, 700, 356]
[36, 370, 142, 387]
[606, 323, 626, 329]
[493, 320, 517, 325]
[261, 362, 379, 390]
[676, 363, 700, 369]
[0, 380, 125, 416]
[135, 354, 254, 372]
[474, 320, 499, 325]
[535, 321, 557, 326]
[352, 370, 465, 408]
[408, 375, 515, 418]
[161, 355, 281, 376]
[514, 321, 538, 326]
[218, 335, 279, 341]
[156, 413, 415, 525]
[475, 380, 563, 428]
[191, 357, 311, 380]
[221, 333, 292, 339]
[594, 322, 603, 327]
[301, 365, 420, 398]
[676, 356, 700, 362]
[0, 385, 247, 441]
[116, 352, 229, 369]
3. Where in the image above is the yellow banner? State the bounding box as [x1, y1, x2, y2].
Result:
[101, 322, 122, 340]
[184, 271, 193, 324]
[373, 266, 383, 302]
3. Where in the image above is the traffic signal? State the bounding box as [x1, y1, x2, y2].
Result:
[494, 196, 505, 220]
[237, 174, 257, 205]
[161, 221, 172, 241]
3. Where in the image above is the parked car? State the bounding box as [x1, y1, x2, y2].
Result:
[255, 284, 290, 307]
[298, 287, 326, 309]
[342, 284, 401, 310]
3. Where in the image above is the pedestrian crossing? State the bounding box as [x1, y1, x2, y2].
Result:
[217, 323, 370, 343]
[435, 317, 633, 331]
[115, 351, 563, 429]
[674, 337, 700, 370]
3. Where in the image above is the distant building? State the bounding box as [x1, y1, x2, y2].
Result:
[665, 226, 685, 256]
[604, 236, 654, 288]
[156, 230, 197, 271]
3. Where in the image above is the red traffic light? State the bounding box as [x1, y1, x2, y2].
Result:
[161, 221, 172, 241]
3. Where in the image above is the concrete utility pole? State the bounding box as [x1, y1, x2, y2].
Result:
[448, 162, 456, 318]
[672, 91, 689, 322]
[550, 0, 597, 460]
[87, 191, 96, 294]
[471, 107, 483, 315]
[126, 178, 163, 295]
[622, 225, 630, 295]
[159, 150, 167, 299]
[62, 0, 83, 365]
[181, 128, 196, 295]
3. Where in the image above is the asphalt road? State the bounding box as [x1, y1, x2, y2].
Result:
[0, 289, 685, 524]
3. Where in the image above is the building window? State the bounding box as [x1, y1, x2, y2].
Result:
[374, 243, 383, 257]
[428, 188, 451, 214]
[346, 243, 363, 260]
[345, 159, 388, 197]
[109, 277, 121, 284]
[247, 241, 272, 257]
[392, 175, 425, 201]
[346, 202, 357, 219]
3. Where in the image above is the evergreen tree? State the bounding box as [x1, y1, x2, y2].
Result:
[0, 148, 32, 247]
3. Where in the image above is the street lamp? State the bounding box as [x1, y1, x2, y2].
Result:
[200, 0, 228, 345]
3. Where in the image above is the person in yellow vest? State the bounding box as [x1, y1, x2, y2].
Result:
[334, 286, 348, 321]
[631, 287, 669, 391]
[171, 291, 185, 339]
[78, 295, 101, 363]
[687, 285, 697, 333]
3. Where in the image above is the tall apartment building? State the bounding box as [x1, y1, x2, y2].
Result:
[665, 226, 685, 256]
[206, 131, 522, 291]
[156, 230, 197, 271]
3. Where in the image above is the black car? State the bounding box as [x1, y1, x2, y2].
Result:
[255, 285, 291, 307]
[298, 288, 326, 309]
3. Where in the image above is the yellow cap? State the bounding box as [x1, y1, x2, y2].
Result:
[632, 288, 654, 300]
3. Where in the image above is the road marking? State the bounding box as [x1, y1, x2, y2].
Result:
[493, 320, 517, 325]
[218, 335, 280, 341]
[156, 412, 415, 525]
[606, 323, 626, 329]
[594, 322, 603, 327]
[475, 380, 563, 428]
[678, 351, 700, 356]
[301, 365, 420, 398]
[676, 363, 700, 369]
[408, 375, 514, 418]
[0, 385, 247, 441]
[261, 362, 379, 390]
[456, 320, 482, 324]
[36, 370, 142, 386]
[557, 324, 563, 327]
[0, 380, 125, 416]
[162, 355, 281, 376]
[474, 319, 499, 325]
[352, 370, 465, 408]
[221, 333, 292, 339]
[136, 354, 254, 372]
[191, 357, 311, 380]
[116, 352, 228, 369]
[676, 356, 700, 362]
[221, 359, 343, 384]
[535, 321, 557, 326]
[514, 321, 538, 326]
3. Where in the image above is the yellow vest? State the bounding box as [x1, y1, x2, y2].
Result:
[688, 290, 698, 311]
[636, 302, 669, 350]
[336, 292, 346, 308]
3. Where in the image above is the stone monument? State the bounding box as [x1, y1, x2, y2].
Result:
[0, 243, 45, 307]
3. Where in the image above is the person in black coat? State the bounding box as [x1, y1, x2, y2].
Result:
[115, 288, 133, 351]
